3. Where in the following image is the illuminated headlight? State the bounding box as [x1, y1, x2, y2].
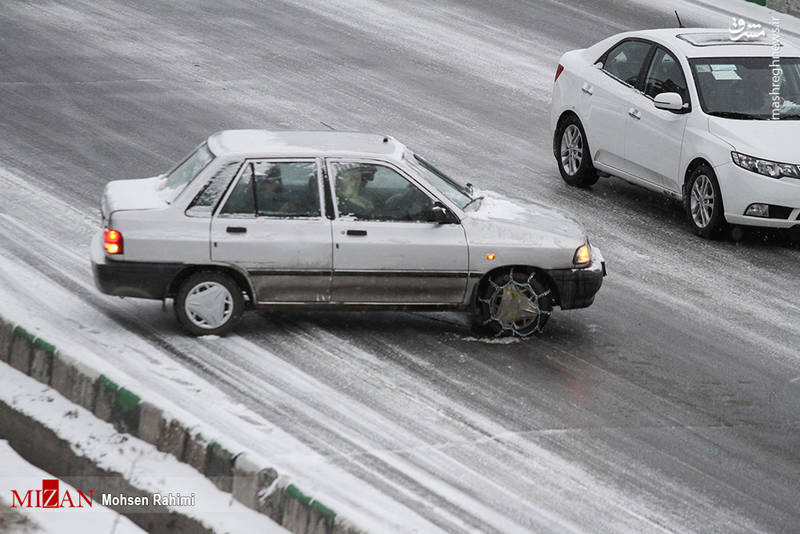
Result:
[731, 152, 800, 179]
[573, 244, 591, 266]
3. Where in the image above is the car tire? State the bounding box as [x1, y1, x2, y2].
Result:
[475, 268, 554, 337]
[684, 164, 725, 238]
[555, 115, 599, 187]
[174, 271, 244, 336]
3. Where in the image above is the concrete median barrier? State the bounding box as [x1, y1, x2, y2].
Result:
[0, 317, 13, 362]
[9, 326, 33, 375]
[0, 311, 357, 534]
[29, 338, 55, 384]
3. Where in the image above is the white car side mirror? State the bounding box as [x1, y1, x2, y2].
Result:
[653, 92, 685, 111]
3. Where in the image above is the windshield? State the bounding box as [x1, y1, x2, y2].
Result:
[405, 153, 473, 209]
[690, 57, 800, 119]
[157, 142, 215, 202]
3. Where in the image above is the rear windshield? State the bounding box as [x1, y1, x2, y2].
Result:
[157, 143, 214, 203]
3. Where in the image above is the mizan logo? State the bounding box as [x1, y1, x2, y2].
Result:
[11, 479, 94, 509]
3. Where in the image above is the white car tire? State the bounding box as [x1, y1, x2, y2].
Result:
[555, 115, 599, 188]
[685, 164, 725, 238]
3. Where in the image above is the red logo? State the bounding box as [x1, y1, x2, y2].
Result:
[11, 479, 93, 509]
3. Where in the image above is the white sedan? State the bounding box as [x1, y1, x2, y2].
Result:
[92, 131, 605, 336]
[551, 28, 800, 237]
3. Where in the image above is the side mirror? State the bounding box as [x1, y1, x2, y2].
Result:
[653, 92, 685, 112]
[428, 201, 456, 224]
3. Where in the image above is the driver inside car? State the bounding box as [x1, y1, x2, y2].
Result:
[336, 165, 375, 218]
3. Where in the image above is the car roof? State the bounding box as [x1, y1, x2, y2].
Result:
[207, 130, 406, 160]
[605, 28, 800, 59]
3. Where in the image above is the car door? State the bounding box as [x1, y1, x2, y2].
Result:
[326, 159, 468, 304]
[624, 46, 690, 192]
[582, 39, 654, 175]
[210, 158, 333, 303]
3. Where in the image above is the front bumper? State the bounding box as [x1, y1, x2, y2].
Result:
[547, 247, 606, 310]
[91, 232, 183, 300]
[718, 162, 800, 228]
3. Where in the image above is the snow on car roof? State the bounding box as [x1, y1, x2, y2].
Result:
[207, 130, 406, 159]
[604, 28, 800, 59]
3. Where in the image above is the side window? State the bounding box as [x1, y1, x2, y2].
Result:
[643, 47, 689, 104]
[253, 162, 320, 217]
[219, 161, 320, 217]
[331, 162, 434, 222]
[219, 165, 255, 216]
[602, 40, 652, 87]
[186, 161, 242, 217]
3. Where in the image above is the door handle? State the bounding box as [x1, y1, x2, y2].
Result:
[346, 229, 367, 236]
[581, 83, 593, 95]
[628, 108, 642, 120]
[226, 226, 247, 234]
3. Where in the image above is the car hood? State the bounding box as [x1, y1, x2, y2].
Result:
[708, 117, 799, 162]
[462, 191, 587, 248]
[102, 176, 168, 218]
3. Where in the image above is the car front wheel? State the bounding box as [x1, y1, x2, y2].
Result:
[476, 268, 554, 337]
[174, 271, 244, 336]
[685, 164, 725, 238]
[555, 115, 599, 187]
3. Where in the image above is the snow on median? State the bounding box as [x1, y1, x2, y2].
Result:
[0, 366, 288, 534]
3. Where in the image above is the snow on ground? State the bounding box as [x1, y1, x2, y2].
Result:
[0, 165, 452, 532]
[0, 367, 289, 534]
[0, 443, 145, 534]
[0, 158, 735, 534]
[0, 1, 799, 532]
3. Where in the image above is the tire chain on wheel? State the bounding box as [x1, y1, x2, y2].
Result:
[478, 268, 551, 337]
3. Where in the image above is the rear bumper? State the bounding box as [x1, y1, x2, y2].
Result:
[547, 248, 606, 310]
[91, 232, 183, 300]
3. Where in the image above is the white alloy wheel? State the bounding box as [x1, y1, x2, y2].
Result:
[690, 173, 715, 229]
[560, 124, 583, 176]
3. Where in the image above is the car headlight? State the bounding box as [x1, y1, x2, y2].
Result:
[731, 152, 800, 179]
[573, 244, 591, 266]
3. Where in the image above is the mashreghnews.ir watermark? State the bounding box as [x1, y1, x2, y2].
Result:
[769, 14, 782, 120]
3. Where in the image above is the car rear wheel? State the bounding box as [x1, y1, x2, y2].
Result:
[685, 164, 725, 238]
[175, 271, 244, 336]
[555, 115, 599, 187]
[476, 268, 553, 337]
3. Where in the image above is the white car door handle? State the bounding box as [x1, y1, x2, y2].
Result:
[581, 83, 593, 95]
[628, 108, 642, 120]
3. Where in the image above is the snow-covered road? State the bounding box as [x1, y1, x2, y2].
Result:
[1, 0, 799, 532]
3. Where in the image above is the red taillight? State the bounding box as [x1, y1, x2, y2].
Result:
[104, 229, 123, 255]
[554, 63, 564, 83]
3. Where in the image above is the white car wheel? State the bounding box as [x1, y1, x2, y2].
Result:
[175, 271, 244, 336]
[685, 164, 724, 238]
[560, 124, 583, 176]
[184, 282, 234, 330]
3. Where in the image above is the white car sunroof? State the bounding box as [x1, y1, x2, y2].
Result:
[677, 32, 774, 47]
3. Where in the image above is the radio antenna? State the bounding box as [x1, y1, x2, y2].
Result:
[675, 10, 684, 28]
[320, 120, 336, 131]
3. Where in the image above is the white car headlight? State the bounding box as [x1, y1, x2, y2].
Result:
[731, 152, 800, 179]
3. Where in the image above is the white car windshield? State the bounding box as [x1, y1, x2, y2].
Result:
[690, 57, 800, 119]
[157, 142, 215, 203]
[405, 152, 474, 209]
